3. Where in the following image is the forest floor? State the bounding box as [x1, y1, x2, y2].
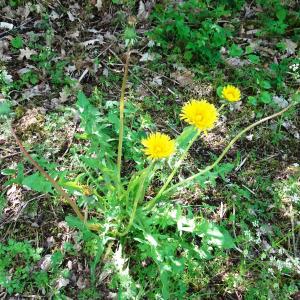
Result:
[0, 1, 300, 299]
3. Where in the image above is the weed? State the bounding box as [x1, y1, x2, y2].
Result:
[4, 61, 297, 298]
[0, 240, 43, 294]
[149, 1, 233, 66]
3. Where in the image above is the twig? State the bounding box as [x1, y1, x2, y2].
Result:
[97, 43, 114, 58]
[78, 68, 89, 83]
[235, 154, 249, 171]
[117, 51, 131, 180]
[241, 184, 256, 195]
[10, 126, 85, 222]
[0, 151, 23, 160]
[1, 193, 46, 242]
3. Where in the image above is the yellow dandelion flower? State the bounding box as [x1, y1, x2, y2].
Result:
[222, 85, 241, 102]
[142, 132, 175, 159]
[180, 99, 218, 132]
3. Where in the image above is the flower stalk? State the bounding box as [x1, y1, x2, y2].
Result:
[117, 52, 131, 181]
[153, 103, 295, 203]
[116, 162, 154, 237]
[145, 130, 200, 210]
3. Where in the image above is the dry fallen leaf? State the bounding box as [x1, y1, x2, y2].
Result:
[103, 68, 109, 77]
[273, 95, 289, 108]
[95, 0, 103, 10]
[0, 22, 14, 30]
[59, 88, 70, 103]
[171, 70, 194, 87]
[68, 30, 80, 39]
[1, 184, 24, 225]
[246, 134, 254, 141]
[18, 47, 37, 60]
[67, 260, 73, 270]
[23, 83, 50, 99]
[40, 255, 52, 271]
[16, 107, 45, 134]
[228, 101, 243, 112]
[77, 276, 88, 289]
[284, 39, 297, 55]
[0, 53, 11, 61]
[137, 1, 147, 20]
[67, 11, 76, 22]
[0, 40, 11, 61]
[140, 52, 155, 62]
[282, 121, 300, 139]
[16, 4, 31, 19]
[191, 82, 213, 98]
[81, 36, 104, 47]
[50, 10, 60, 20]
[56, 277, 70, 290]
[225, 57, 251, 67]
[151, 76, 162, 86]
[104, 31, 117, 41]
[6, 184, 24, 210]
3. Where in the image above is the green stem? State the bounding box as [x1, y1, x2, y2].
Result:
[145, 130, 200, 211]
[117, 189, 141, 237]
[218, 103, 226, 112]
[161, 103, 295, 198]
[117, 163, 154, 237]
[117, 52, 131, 181]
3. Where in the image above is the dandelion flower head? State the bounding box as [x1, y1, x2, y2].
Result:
[142, 132, 175, 159]
[180, 99, 218, 132]
[222, 85, 241, 102]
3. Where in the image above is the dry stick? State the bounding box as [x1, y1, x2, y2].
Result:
[117, 52, 131, 180]
[11, 127, 85, 222]
[0, 151, 23, 160]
